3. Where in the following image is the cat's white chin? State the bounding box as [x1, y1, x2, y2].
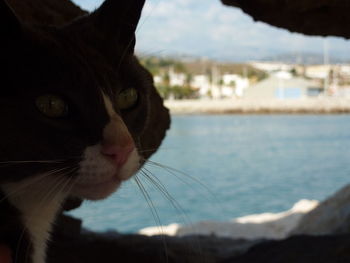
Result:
[71, 146, 140, 200]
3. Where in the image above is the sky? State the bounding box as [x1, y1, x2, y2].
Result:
[72, 0, 350, 62]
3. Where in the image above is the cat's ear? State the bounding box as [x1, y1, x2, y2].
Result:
[0, 0, 22, 38]
[93, 0, 146, 51]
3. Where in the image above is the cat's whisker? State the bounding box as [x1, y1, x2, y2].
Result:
[139, 168, 205, 260]
[139, 169, 190, 225]
[133, 175, 169, 262]
[0, 166, 76, 204]
[0, 160, 64, 164]
[0, 172, 54, 204]
[0, 160, 64, 169]
[65, 176, 78, 195]
[0, 157, 81, 168]
[133, 175, 163, 232]
[53, 167, 80, 193]
[137, 148, 158, 154]
[137, 147, 172, 154]
[142, 159, 221, 233]
[143, 159, 217, 200]
[142, 161, 194, 190]
[54, 174, 76, 198]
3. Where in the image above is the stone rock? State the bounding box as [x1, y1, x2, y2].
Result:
[291, 184, 350, 236]
[49, 216, 261, 263]
[49, 215, 350, 263]
[221, 0, 350, 38]
[140, 200, 319, 240]
[222, 234, 350, 263]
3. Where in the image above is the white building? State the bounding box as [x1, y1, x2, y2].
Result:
[221, 74, 249, 98]
[191, 74, 211, 97]
[304, 65, 332, 79]
[339, 64, 350, 77]
[333, 85, 350, 97]
[249, 62, 294, 73]
[168, 67, 186, 87]
[191, 73, 250, 99]
[245, 71, 322, 99]
[153, 75, 163, 85]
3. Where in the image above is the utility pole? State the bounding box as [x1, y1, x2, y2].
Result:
[323, 38, 330, 95]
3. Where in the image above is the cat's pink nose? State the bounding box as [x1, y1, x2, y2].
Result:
[100, 144, 134, 167]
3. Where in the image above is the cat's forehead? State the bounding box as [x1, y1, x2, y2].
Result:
[2, 0, 148, 98]
[18, 26, 129, 96]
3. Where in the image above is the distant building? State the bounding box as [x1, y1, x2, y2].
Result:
[191, 75, 211, 97]
[338, 64, 350, 85]
[190, 73, 250, 99]
[153, 75, 163, 85]
[168, 67, 186, 87]
[221, 74, 249, 98]
[245, 71, 322, 99]
[249, 62, 294, 73]
[304, 65, 332, 79]
[334, 85, 350, 97]
[339, 64, 350, 77]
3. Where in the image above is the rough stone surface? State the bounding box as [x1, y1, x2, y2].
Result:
[48, 215, 350, 263]
[48, 215, 260, 263]
[221, 0, 350, 38]
[140, 200, 319, 240]
[223, 234, 350, 263]
[291, 184, 350, 236]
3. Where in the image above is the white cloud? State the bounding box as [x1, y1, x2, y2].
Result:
[72, 0, 350, 61]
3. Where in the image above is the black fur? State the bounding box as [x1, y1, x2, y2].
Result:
[0, 0, 170, 262]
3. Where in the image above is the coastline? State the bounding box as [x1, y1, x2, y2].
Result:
[164, 98, 350, 115]
[139, 199, 319, 240]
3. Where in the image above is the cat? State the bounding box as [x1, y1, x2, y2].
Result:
[0, 0, 170, 263]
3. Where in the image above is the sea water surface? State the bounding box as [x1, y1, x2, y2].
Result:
[70, 115, 350, 233]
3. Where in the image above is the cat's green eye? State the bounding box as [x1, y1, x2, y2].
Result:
[35, 95, 68, 118]
[117, 88, 138, 110]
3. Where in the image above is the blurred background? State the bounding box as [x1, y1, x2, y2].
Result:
[69, 0, 350, 237]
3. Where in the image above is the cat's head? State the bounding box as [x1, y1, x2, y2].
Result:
[0, 0, 170, 200]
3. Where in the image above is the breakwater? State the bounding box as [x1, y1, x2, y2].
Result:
[165, 98, 350, 114]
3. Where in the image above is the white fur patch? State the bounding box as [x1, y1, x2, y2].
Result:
[76, 144, 116, 185]
[118, 148, 140, 180]
[70, 93, 140, 200]
[1, 174, 69, 263]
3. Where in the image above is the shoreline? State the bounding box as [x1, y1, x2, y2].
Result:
[164, 98, 350, 115]
[139, 199, 319, 240]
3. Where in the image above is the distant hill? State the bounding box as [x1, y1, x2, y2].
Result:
[138, 50, 350, 64]
[139, 55, 267, 81]
[259, 52, 350, 64]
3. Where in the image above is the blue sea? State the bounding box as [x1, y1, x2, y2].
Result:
[70, 115, 350, 233]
